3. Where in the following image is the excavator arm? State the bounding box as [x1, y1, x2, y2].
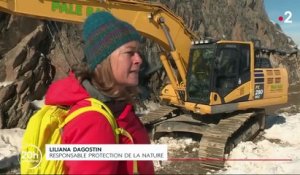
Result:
[0, 0, 199, 90]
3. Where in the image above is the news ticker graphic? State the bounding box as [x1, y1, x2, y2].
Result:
[46, 144, 168, 160]
[21, 143, 292, 166]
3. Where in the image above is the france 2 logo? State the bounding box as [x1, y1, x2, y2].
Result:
[278, 11, 293, 24]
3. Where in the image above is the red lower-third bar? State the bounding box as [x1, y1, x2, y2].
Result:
[168, 158, 292, 161]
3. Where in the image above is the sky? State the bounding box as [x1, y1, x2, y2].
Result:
[264, 0, 300, 47]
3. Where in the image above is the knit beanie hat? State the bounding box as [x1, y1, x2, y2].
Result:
[82, 12, 140, 70]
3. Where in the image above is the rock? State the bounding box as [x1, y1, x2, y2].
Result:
[0, 19, 54, 128]
[0, 84, 16, 104]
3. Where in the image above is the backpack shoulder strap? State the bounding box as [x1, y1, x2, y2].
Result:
[59, 98, 119, 143]
[116, 128, 138, 174]
[60, 98, 138, 174]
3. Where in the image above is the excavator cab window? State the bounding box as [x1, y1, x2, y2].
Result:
[186, 44, 215, 104]
[187, 43, 251, 104]
[214, 43, 251, 101]
[215, 46, 239, 91]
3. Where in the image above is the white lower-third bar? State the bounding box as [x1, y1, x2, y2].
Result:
[46, 144, 168, 161]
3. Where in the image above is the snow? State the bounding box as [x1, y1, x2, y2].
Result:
[135, 100, 161, 115]
[31, 98, 45, 108]
[155, 137, 196, 150]
[217, 140, 300, 174]
[0, 128, 24, 169]
[0, 81, 13, 87]
[153, 137, 199, 172]
[264, 113, 300, 145]
[217, 113, 300, 174]
[1, 109, 300, 174]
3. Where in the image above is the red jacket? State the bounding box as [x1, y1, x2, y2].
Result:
[45, 73, 154, 175]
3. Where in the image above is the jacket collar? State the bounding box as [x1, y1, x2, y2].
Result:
[82, 80, 111, 103]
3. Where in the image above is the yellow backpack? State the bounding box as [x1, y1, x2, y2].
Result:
[20, 98, 137, 174]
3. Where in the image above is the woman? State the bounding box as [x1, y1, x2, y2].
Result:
[45, 12, 154, 174]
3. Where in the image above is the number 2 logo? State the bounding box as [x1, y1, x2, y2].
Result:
[284, 11, 292, 23]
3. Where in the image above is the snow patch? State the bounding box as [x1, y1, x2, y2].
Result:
[0, 81, 13, 87]
[31, 98, 45, 109]
[264, 113, 300, 145]
[135, 100, 160, 115]
[0, 128, 24, 169]
[155, 137, 195, 150]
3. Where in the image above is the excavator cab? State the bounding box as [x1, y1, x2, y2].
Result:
[187, 41, 251, 105]
[187, 42, 215, 104]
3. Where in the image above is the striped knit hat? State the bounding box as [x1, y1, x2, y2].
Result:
[82, 12, 140, 70]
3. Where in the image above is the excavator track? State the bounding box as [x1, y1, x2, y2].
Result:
[198, 109, 265, 169]
[140, 106, 266, 172]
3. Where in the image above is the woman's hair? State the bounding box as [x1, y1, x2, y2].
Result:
[72, 57, 139, 103]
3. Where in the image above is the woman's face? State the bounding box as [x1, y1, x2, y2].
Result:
[110, 41, 142, 87]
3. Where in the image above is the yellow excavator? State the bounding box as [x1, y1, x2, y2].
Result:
[0, 0, 288, 169]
